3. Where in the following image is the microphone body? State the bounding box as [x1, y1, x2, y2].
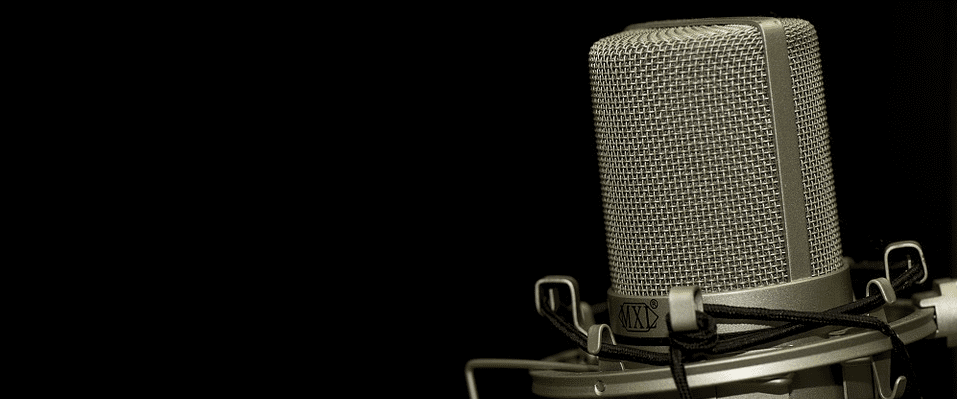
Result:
[590, 18, 852, 339]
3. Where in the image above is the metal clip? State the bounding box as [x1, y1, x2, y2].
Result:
[866, 277, 897, 305]
[668, 286, 704, 332]
[871, 357, 907, 399]
[883, 241, 928, 285]
[842, 355, 907, 399]
[587, 324, 616, 355]
[535, 276, 588, 335]
[587, 324, 625, 371]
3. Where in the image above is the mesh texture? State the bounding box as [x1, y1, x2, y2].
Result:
[590, 19, 843, 297]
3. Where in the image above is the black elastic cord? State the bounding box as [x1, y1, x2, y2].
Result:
[666, 312, 718, 399]
[706, 264, 926, 354]
[668, 344, 692, 399]
[610, 265, 925, 354]
[538, 264, 926, 399]
[667, 312, 718, 355]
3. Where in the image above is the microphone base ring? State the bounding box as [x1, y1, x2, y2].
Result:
[607, 267, 854, 339]
[531, 300, 935, 398]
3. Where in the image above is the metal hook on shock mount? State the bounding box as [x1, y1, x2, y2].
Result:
[535, 276, 590, 335]
[871, 357, 908, 399]
[586, 324, 617, 355]
[866, 277, 897, 305]
[587, 324, 625, 371]
[865, 277, 897, 325]
[883, 240, 928, 285]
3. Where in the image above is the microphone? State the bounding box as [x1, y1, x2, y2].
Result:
[593, 17, 850, 340]
[465, 17, 955, 399]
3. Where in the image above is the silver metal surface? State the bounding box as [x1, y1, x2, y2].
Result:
[668, 286, 703, 332]
[914, 278, 957, 347]
[465, 358, 598, 399]
[607, 266, 852, 338]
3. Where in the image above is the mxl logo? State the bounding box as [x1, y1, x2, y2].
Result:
[618, 302, 659, 332]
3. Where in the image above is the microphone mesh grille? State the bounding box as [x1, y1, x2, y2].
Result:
[591, 19, 842, 297]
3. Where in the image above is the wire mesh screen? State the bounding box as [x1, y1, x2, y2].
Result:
[590, 19, 843, 297]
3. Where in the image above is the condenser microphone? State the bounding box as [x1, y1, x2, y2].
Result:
[465, 16, 955, 399]
[592, 17, 850, 340]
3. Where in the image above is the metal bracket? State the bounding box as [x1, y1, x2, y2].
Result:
[465, 358, 598, 399]
[883, 240, 928, 285]
[535, 276, 589, 335]
[914, 278, 957, 347]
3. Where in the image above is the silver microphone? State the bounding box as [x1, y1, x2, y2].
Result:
[592, 17, 850, 340]
[466, 16, 955, 399]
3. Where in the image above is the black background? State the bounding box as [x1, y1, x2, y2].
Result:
[385, 3, 956, 398]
